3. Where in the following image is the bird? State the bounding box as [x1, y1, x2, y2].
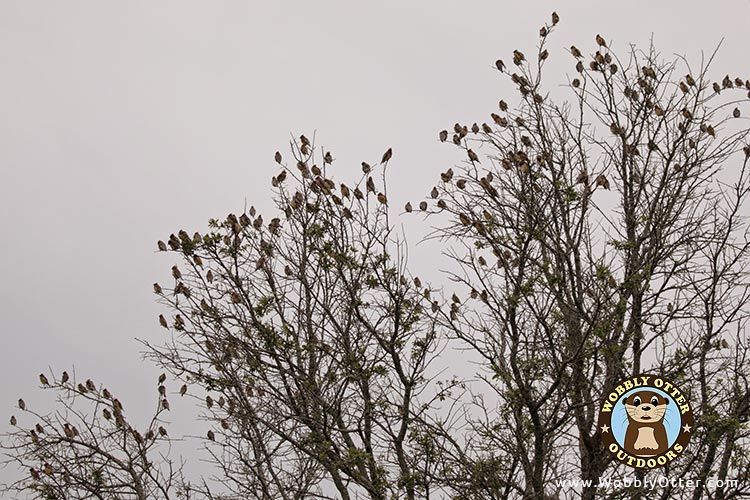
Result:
[323, 152, 333, 164]
[207, 430, 215, 441]
[206, 396, 214, 409]
[61, 371, 69, 383]
[159, 314, 168, 328]
[721, 339, 730, 349]
[419, 201, 428, 211]
[162, 399, 170, 411]
[172, 266, 181, 280]
[596, 34, 606, 47]
[39, 374, 49, 386]
[734, 108, 741, 118]
[467, 150, 480, 162]
[570, 45, 582, 58]
[499, 100, 508, 111]
[405, 202, 413, 213]
[572, 79, 580, 88]
[381, 148, 392, 163]
[513, 50, 525, 65]
[495, 59, 505, 72]
[441, 169, 454, 182]
[414, 277, 422, 288]
[366, 177, 376, 193]
[180, 384, 188, 396]
[430, 187, 439, 199]
[158, 373, 166, 384]
[361, 162, 371, 174]
[157, 240, 167, 251]
[153, 283, 162, 294]
[103, 408, 112, 420]
[595, 174, 610, 190]
[377, 193, 388, 205]
[439, 130, 448, 142]
[159, 426, 168, 437]
[10, 415, 16, 426]
[18, 399, 25, 410]
[551, 11, 559, 24]
[274, 151, 282, 163]
[456, 179, 467, 189]
[713, 82, 721, 93]
[86, 379, 96, 391]
[576, 61, 584, 73]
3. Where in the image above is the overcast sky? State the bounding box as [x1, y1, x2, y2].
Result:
[1, 0, 748, 493]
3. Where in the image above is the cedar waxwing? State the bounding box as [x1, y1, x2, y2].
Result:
[439, 130, 448, 142]
[381, 148, 392, 163]
[595, 174, 610, 190]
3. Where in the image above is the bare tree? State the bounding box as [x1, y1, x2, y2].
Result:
[141, 137, 446, 499]
[3, 371, 184, 499]
[418, 12, 750, 500]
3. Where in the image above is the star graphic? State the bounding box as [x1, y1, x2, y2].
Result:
[600, 424, 610, 433]
[682, 424, 692, 433]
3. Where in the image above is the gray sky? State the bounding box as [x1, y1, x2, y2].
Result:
[1, 0, 748, 493]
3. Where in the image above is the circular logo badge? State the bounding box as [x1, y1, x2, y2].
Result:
[598, 374, 693, 469]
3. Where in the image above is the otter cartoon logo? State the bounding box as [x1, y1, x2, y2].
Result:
[598, 374, 694, 469]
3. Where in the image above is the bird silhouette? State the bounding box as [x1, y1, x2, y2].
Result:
[381, 148, 393, 163]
